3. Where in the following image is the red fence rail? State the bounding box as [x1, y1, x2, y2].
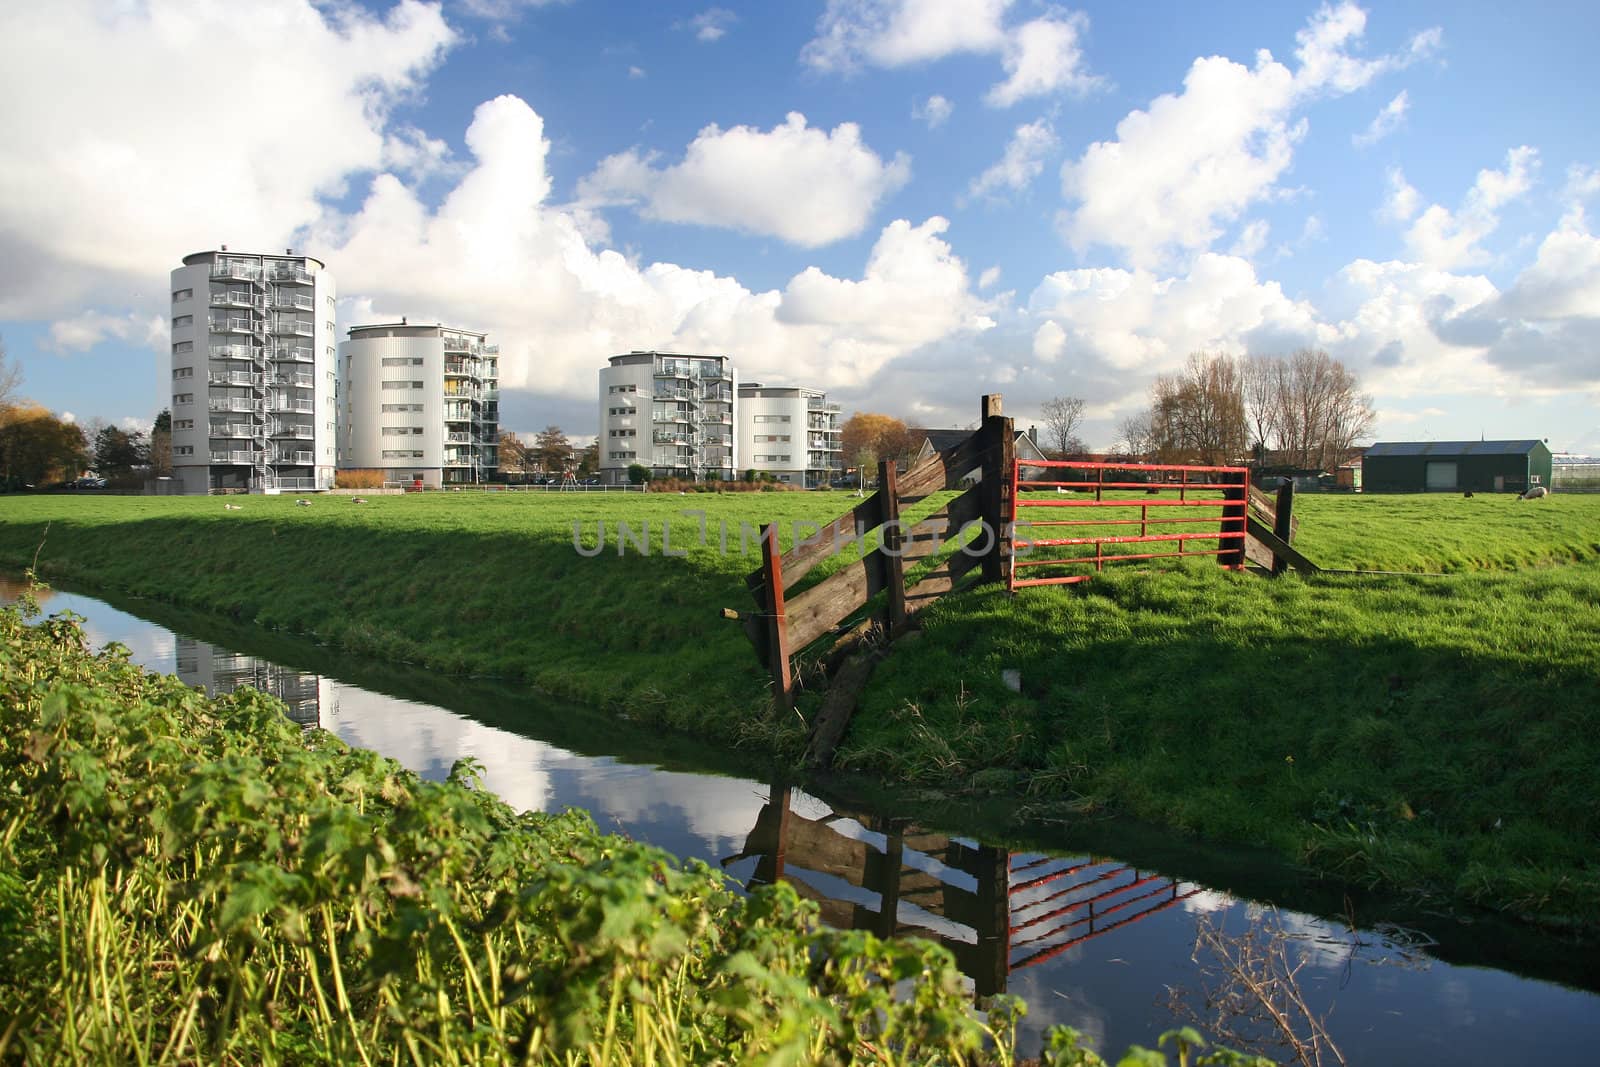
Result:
[1010, 458, 1250, 590]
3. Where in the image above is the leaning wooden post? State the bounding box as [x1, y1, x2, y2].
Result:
[979, 394, 1015, 586]
[879, 459, 906, 638]
[759, 523, 795, 713]
[1271, 478, 1296, 576]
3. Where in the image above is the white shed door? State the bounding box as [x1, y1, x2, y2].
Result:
[1425, 461, 1458, 490]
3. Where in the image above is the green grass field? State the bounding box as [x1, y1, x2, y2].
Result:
[2, 489, 1597, 926]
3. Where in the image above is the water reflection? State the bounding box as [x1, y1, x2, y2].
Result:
[725, 785, 1200, 999]
[5, 578, 1599, 1064]
[175, 636, 326, 728]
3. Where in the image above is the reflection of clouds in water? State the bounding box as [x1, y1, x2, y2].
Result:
[23, 593, 179, 675]
[1437, 975, 1476, 1029]
[568, 762, 771, 860]
[1180, 888, 1235, 915]
[324, 683, 552, 814]
[1003, 968, 1109, 1055]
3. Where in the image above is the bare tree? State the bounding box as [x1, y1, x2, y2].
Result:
[1146, 353, 1249, 466]
[1040, 395, 1086, 458]
[1270, 349, 1375, 470]
[1118, 410, 1157, 459]
[0, 336, 20, 410]
[1242, 355, 1282, 460]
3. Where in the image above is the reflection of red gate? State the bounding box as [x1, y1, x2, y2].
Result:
[1010, 459, 1250, 589]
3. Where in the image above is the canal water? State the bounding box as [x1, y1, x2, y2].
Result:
[5, 577, 1596, 1064]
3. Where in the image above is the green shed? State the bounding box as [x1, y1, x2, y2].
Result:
[1362, 440, 1554, 494]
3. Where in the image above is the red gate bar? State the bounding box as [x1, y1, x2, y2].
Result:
[1010, 884, 1205, 972]
[1011, 457, 1250, 590]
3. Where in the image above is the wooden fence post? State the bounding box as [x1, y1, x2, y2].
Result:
[879, 459, 906, 638]
[1272, 478, 1296, 576]
[759, 522, 794, 712]
[979, 395, 1014, 585]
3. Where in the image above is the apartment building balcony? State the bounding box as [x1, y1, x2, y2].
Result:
[267, 265, 313, 285]
[443, 361, 477, 376]
[273, 346, 314, 362]
[211, 262, 262, 281]
[271, 422, 315, 439]
[807, 399, 842, 413]
[210, 291, 262, 309]
[273, 373, 314, 389]
[443, 409, 473, 423]
[653, 430, 697, 445]
[702, 433, 732, 447]
[210, 317, 261, 335]
[208, 398, 257, 413]
[481, 387, 498, 401]
[695, 364, 732, 381]
[269, 291, 314, 310]
[272, 320, 314, 337]
[210, 422, 255, 439]
[273, 450, 316, 465]
[209, 450, 254, 464]
[272, 399, 315, 414]
[704, 412, 733, 425]
[209, 344, 263, 362]
[442, 335, 481, 354]
[445, 431, 472, 443]
[443, 455, 475, 468]
[208, 371, 257, 387]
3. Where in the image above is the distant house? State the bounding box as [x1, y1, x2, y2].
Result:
[911, 427, 1050, 485]
[1362, 440, 1553, 493]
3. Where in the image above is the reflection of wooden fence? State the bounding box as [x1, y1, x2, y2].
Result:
[724, 786, 1198, 997]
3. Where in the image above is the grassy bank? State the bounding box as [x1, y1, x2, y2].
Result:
[1, 592, 1047, 1064]
[2, 491, 1598, 927]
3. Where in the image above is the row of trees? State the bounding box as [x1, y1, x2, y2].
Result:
[497, 427, 598, 479]
[1120, 349, 1373, 469]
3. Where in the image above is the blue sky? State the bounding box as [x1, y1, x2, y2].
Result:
[2, 0, 1596, 452]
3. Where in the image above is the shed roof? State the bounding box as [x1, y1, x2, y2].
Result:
[1364, 440, 1544, 458]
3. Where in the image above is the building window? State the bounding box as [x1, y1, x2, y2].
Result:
[174, 393, 194, 405]
[609, 406, 635, 416]
[172, 315, 193, 328]
[172, 341, 193, 354]
[172, 367, 193, 379]
[174, 446, 194, 457]
[172, 289, 192, 303]
[381, 380, 424, 389]
[382, 357, 424, 366]
[382, 426, 425, 435]
[174, 419, 194, 430]
[382, 450, 426, 459]
[754, 415, 791, 423]
[608, 384, 638, 394]
[608, 428, 636, 437]
[382, 403, 424, 412]
[608, 450, 638, 460]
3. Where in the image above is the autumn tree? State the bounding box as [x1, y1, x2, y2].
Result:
[1040, 395, 1086, 458]
[92, 424, 148, 483]
[0, 403, 89, 489]
[148, 409, 172, 478]
[0, 336, 20, 410]
[533, 425, 572, 471]
[497, 430, 532, 480]
[576, 440, 599, 476]
[840, 413, 919, 480]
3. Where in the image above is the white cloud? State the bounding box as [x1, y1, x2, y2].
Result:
[802, 0, 1011, 72]
[456, 0, 569, 23]
[0, 0, 456, 320]
[1032, 319, 1067, 362]
[1354, 90, 1409, 147]
[804, 1, 1099, 107]
[914, 94, 954, 129]
[1229, 219, 1270, 259]
[628, 65, 646, 79]
[45, 311, 165, 354]
[1380, 167, 1421, 223]
[985, 11, 1101, 107]
[381, 125, 462, 183]
[685, 8, 736, 42]
[577, 112, 911, 247]
[966, 120, 1056, 201]
[978, 265, 1002, 289]
[1402, 146, 1538, 269]
[311, 96, 988, 402]
[1058, 2, 1438, 267]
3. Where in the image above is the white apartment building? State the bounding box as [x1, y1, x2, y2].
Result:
[169, 249, 338, 494]
[737, 383, 843, 487]
[339, 322, 499, 488]
[598, 351, 737, 483]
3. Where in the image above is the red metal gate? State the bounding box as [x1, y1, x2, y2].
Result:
[1010, 458, 1250, 589]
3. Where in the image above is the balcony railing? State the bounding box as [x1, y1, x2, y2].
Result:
[443, 408, 473, 422]
[208, 450, 254, 464]
[275, 400, 315, 414]
[273, 346, 314, 362]
[210, 344, 262, 361]
[445, 432, 471, 443]
[211, 262, 262, 281]
[269, 292, 314, 310]
[210, 423, 255, 438]
[210, 317, 260, 334]
[266, 266, 313, 285]
[208, 371, 256, 387]
[273, 450, 315, 465]
[480, 387, 498, 401]
[210, 291, 261, 309]
[273, 320, 314, 337]
[443, 361, 475, 376]
[274, 374, 314, 389]
[208, 398, 256, 412]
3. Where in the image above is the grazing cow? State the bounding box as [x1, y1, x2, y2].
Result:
[1519, 485, 1549, 500]
[1463, 490, 1473, 498]
[223, 503, 242, 511]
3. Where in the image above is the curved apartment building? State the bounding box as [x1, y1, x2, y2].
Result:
[168, 249, 337, 493]
[598, 351, 737, 483]
[339, 323, 499, 487]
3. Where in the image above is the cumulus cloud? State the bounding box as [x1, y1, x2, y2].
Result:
[986, 11, 1102, 107]
[1058, 2, 1440, 267]
[0, 0, 456, 320]
[684, 8, 736, 42]
[1402, 146, 1539, 269]
[966, 120, 1057, 202]
[46, 311, 166, 354]
[577, 112, 911, 247]
[312, 96, 989, 402]
[804, 0, 1098, 107]
[456, 0, 569, 24]
[1380, 167, 1421, 223]
[914, 94, 954, 129]
[1354, 90, 1409, 147]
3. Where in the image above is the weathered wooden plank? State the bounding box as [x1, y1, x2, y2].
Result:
[1244, 532, 1278, 570]
[1249, 484, 1300, 540]
[880, 460, 906, 637]
[746, 490, 888, 593]
[1272, 479, 1296, 576]
[1246, 516, 1319, 573]
[805, 649, 883, 768]
[759, 524, 795, 711]
[904, 548, 980, 611]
